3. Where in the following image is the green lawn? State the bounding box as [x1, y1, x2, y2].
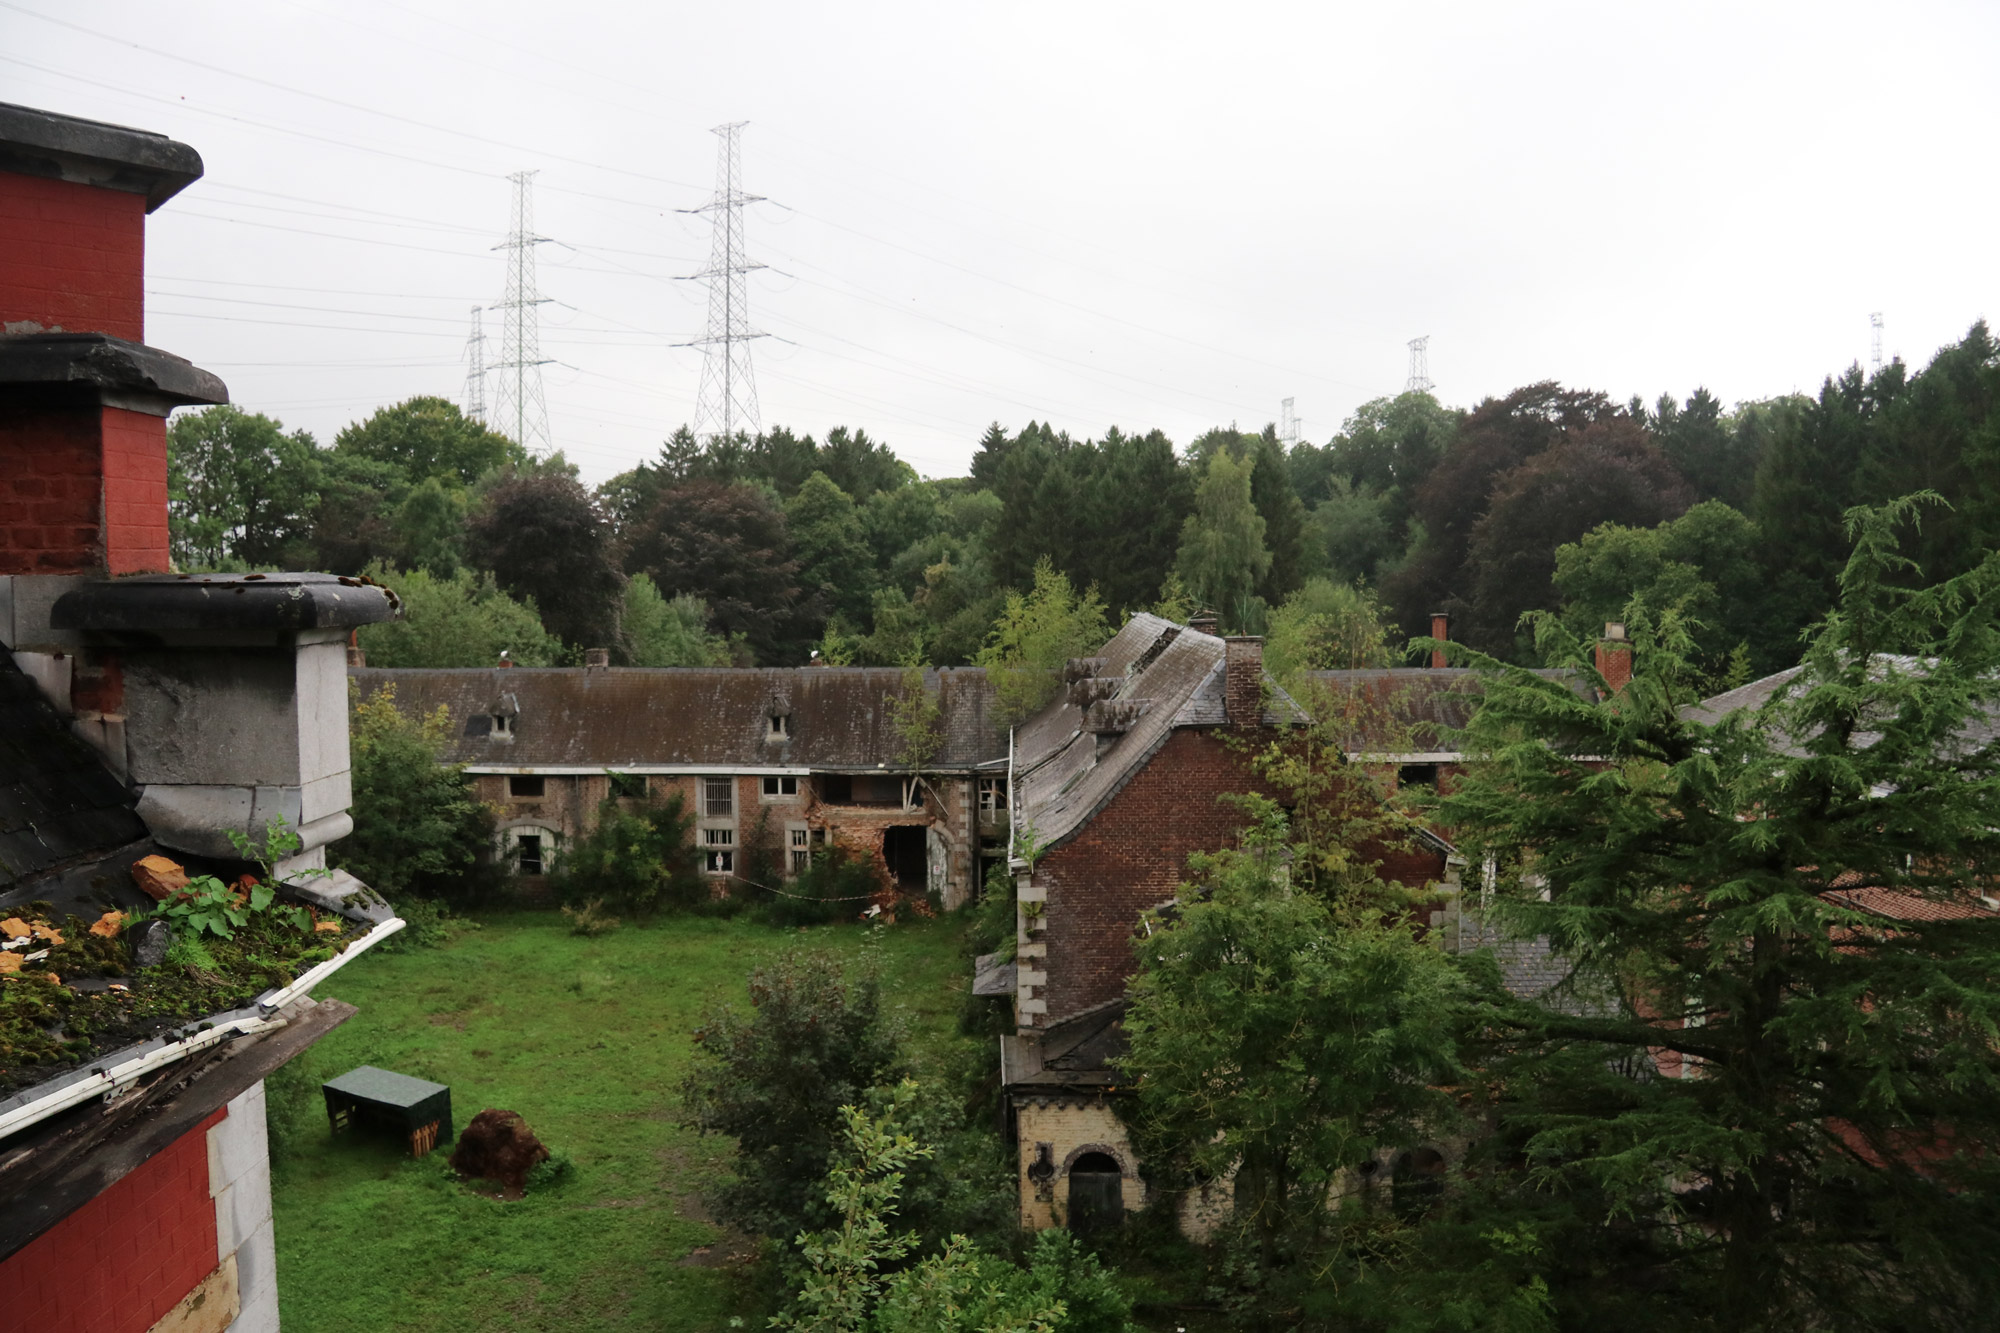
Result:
[269, 911, 979, 1333]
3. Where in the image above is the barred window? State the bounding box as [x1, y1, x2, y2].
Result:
[703, 776, 734, 817]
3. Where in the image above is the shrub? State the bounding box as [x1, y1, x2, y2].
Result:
[759, 847, 881, 929]
[680, 950, 907, 1246]
[337, 684, 497, 904]
[547, 792, 705, 915]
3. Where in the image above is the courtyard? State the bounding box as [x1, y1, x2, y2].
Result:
[265, 912, 979, 1333]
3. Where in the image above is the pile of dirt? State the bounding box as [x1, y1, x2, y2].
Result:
[449, 1108, 550, 1197]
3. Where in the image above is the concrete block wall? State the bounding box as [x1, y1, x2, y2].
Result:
[0, 171, 146, 341]
[207, 1082, 278, 1333]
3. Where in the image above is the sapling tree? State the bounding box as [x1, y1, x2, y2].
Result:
[1434, 496, 2000, 1329]
[1119, 802, 1469, 1265]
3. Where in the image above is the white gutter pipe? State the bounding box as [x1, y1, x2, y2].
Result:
[0, 916, 404, 1143]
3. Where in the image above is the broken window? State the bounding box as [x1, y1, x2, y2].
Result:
[761, 775, 799, 799]
[516, 834, 544, 875]
[704, 848, 735, 874]
[978, 777, 1008, 813]
[788, 825, 810, 875]
[703, 776, 734, 817]
[508, 775, 545, 799]
[1397, 763, 1439, 790]
[608, 772, 646, 800]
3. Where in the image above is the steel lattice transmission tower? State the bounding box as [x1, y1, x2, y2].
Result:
[1280, 397, 1299, 447]
[462, 306, 488, 424]
[1406, 336, 1433, 394]
[492, 170, 553, 453]
[683, 122, 767, 446]
[1870, 312, 1885, 370]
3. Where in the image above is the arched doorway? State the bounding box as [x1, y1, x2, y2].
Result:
[1066, 1151, 1124, 1233]
[1392, 1147, 1446, 1221]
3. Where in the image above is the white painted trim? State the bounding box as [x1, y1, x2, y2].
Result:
[0, 916, 404, 1143]
[1347, 752, 1463, 764]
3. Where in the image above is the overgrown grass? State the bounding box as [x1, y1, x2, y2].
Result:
[269, 911, 978, 1333]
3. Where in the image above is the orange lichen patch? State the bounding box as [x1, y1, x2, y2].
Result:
[314, 918, 343, 933]
[0, 918, 29, 941]
[0, 954, 20, 975]
[32, 924, 63, 946]
[132, 854, 190, 902]
[89, 911, 127, 938]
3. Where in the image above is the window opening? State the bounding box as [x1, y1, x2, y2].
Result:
[703, 776, 734, 817]
[768, 712, 792, 740]
[705, 848, 735, 874]
[514, 833, 545, 875]
[702, 827, 736, 847]
[508, 775, 545, 799]
[492, 714, 514, 738]
[762, 775, 799, 798]
[1397, 763, 1439, 789]
[608, 772, 646, 800]
[978, 777, 1008, 813]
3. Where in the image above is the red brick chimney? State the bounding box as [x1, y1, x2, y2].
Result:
[1595, 621, 1633, 695]
[1224, 636, 1263, 726]
[0, 104, 218, 577]
[1430, 611, 1451, 669]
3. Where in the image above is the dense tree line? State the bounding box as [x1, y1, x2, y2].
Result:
[167, 322, 2000, 677]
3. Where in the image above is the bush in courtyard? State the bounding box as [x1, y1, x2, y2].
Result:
[759, 847, 882, 928]
[336, 684, 497, 905]
[681, 950, 908, 1247]
[547, 792, 705, 915]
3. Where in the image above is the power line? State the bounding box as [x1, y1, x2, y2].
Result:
[683, 123, 767, 447]
[492, 171, 555, 454]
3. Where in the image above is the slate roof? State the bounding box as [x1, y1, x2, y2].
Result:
[348, 666, 1007, 771]
[1012, 616, 1305, 853]
[0, 650, 147, 901]
[1683, 660, 2000, 754]
[1298, 667, 1592, 755]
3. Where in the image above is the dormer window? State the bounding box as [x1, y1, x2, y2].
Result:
[492, 714, 514, 738]
[768, 712, 792, 741]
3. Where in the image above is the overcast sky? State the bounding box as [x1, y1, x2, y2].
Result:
[5, 0, 1995, 485]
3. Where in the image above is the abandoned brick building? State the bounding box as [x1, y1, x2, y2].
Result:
[994, 614, 1541, 1235]
[349, 663, 1010, 907]
[0, 102, 404, 1332]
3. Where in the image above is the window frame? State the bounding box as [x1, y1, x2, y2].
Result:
[508, 774, 546, 800]
[761, 775, 800, 801]
[702, 776, 735, 818]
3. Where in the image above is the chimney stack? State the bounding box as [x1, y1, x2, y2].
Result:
[1595, 622, 1632, 695]
[584, 647, 610, 670]
[0, 104, 219, 579]
[1224, 636, 1263, 726]
[1189, 609, 1220, 636]
[1429, 611, 1451, 669]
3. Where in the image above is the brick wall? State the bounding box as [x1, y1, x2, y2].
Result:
[1223, 637, 1262, 725]
[1033, 728, 1271, 1023]
[0, 404, 172, 576]
[99, 407, 170, 574]
[0, 1108, 226, 1333]
[0, 172, 146, 341]
[0, 403, 102, 574]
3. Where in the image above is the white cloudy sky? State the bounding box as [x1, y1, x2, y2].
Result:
[4, 0, 1995, 484]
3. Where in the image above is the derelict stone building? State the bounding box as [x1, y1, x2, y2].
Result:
[349, 664, 1010, 907]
